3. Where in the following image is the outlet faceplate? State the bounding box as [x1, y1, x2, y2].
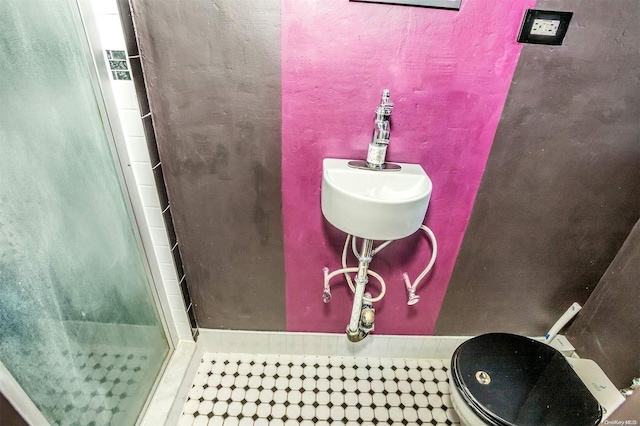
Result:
[530, 18, 560, 36]
[518, 9, 573, 45]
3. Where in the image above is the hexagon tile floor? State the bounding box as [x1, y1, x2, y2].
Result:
[180, 353, 461, 426]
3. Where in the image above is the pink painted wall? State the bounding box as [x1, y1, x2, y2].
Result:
[281, 0, 535, 335]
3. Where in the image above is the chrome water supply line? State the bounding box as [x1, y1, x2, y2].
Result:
[620, 377, 640, 398]
[347, 238, 374, 341]
[322, 243, 385, 342]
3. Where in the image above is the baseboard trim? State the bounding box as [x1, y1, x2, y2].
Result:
[197, 329, 473, 359]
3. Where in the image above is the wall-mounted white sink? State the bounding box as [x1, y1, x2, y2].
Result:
[321, 158, 432, 240]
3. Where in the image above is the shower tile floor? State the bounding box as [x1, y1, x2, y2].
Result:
[180, 353, 460, 426]
[17, 345, 155, 426]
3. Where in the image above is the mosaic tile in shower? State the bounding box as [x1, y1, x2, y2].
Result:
[17, 344, 155, 426]
[106, 50, 131, 80]
[180, 353, 460, 426]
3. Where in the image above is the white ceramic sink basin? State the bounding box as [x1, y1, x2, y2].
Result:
[321, 158, 432, 240]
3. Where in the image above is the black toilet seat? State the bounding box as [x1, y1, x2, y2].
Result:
[451, 333, 602, 426]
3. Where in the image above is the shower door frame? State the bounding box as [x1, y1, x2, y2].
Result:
[71, 0, 182, 417]
[0, 0, 183, 423]
[71, 0, 180, 347]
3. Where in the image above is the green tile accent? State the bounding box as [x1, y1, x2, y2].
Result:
[109, 60, 128, 71]
[106, 51, 130, 80]
[111, 50, 126, 60]
[114, 71, 131, 80]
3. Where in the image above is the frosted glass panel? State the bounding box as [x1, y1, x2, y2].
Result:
[0, 1, 169, 425]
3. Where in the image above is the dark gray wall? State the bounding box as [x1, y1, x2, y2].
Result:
[566, 219, 640, 388]
[436, 0, 640, 335]
[130, 0, 286, 330]
[0, 392, 27, 426]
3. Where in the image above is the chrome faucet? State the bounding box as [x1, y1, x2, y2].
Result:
[348, 89, 401, 171]
[366, 89, 394, 169]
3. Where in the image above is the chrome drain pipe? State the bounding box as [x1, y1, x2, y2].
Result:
[346, 239, 374, 342]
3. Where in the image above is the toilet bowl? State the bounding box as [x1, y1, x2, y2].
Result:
[448, 333, 605, 426]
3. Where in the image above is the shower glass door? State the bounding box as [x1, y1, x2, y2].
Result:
[0, 1, 170, 425]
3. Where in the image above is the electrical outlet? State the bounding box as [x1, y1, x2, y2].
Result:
[530, 19, 560, 36]
[518, 9, 573, 45]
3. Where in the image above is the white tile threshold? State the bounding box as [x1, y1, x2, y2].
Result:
[141, 341, 196, 426]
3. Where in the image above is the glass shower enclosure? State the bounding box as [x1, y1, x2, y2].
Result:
[0, 0, 171, 424]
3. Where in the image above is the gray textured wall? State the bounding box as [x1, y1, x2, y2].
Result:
[129, 0, 285, 330]
[436, 0, 640, 335]
[566, 219, 640, 388]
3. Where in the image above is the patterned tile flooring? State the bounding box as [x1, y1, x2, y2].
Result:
[15, 345, 154, 426]
[180, 353, 461, 426]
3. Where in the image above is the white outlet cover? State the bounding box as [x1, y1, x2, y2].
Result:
[531, 18, 560, 36]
